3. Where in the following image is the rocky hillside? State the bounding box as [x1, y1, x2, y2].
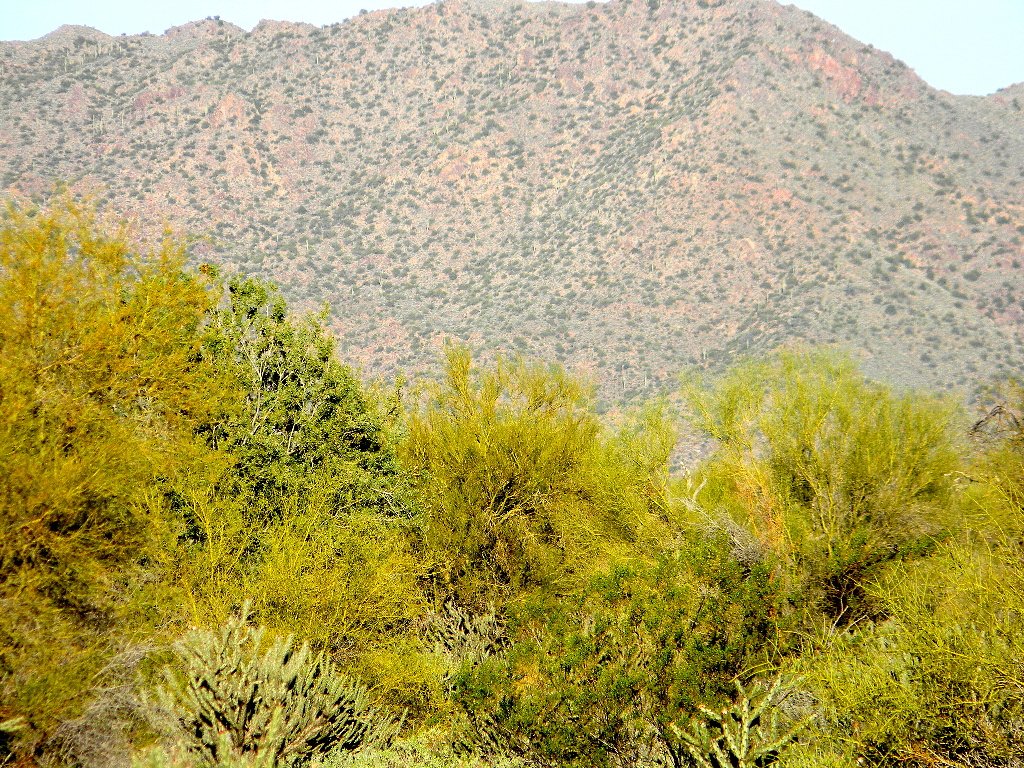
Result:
[1, 0, 1022, 400]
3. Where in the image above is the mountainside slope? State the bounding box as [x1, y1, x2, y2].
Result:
[2, 0, 1022, 399]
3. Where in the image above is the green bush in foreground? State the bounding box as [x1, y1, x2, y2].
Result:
[450, 540, 783, 767]
[789, 454, 1024, 767]
[145, 611, 400, 767]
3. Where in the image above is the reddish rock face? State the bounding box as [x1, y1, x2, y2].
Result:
[806, 47, 863, 103]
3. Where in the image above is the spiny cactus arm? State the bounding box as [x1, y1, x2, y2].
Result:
[740, 677, 778, 727]
[693, 702, 721, 731]
[741, 678, 811, 764]
[671, 677, 810, 768]
[673, 720, 715, 768]
[720, 700, 746, 760]
[183, 619, 262, 750]
[196, 655, 265, 755]
[751, 712, 811, 762]
[267, 635, 309, 689]
[682, 742, 716, 768]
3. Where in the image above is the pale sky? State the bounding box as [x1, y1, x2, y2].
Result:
[1, 0, 1021, 96]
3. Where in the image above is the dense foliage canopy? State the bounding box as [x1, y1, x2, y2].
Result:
[1, 199, 1022, 768]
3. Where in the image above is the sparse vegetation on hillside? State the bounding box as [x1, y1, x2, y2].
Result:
[1, 0, 1021, 397]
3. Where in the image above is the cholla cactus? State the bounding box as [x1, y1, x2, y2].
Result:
[672, 678, 806, 768]
[425, 600, 506, 665]
[146, 610, 399, 767]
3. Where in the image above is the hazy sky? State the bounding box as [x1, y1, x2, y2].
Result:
[2, 0, 1021, 96]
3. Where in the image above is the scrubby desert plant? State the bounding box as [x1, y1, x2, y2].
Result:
[672, 678, 806, 768]
[450, 541, 780, 768]
[0, 195, 230, 762]
[146, 610, 400, 767]
[794, 543, 1024, 766]
[320, 729, 526, 768]
[403, 345, 672, 607]
[685, 348, 961, 627]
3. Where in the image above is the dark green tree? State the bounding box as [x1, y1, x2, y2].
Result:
[200, 275, 403, 520]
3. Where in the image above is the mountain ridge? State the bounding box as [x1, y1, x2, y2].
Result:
[1, 0, 1021, 400]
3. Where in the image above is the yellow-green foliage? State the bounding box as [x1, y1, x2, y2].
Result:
[791, 538, 1024, 766]
[685, 349, 961, 624]
[782, 390, 1024, 767]
[321, 730, 526, 768]
[0, 198, 229, 759]
[170, 478, 431, 708]
[402, 345, 672, 605]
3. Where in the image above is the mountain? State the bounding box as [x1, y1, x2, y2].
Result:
[2, 0, 1022, 400]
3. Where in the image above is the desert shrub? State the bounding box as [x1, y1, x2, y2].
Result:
[786, 405, 1024, 767]
[145, 610, 401, 768]
[320, 729, 526, 768]
[0, 197, 229, 763]
[170, 480, 431, 710]
[791, 541, 1024, 767]
[449, 538, 782, 768]
[402, 345, 672, 607]
[199, 275, 405, 520]
[685, 349, 961, 627]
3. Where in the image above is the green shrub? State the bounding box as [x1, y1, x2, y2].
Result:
[199, 275, 404, 520]
[793, 541, 1024, 766]
[320, 729, 526, 768]
[450, 539, 781, 767]
[145, 610, 401, 767]
[403, 345, 672, 607]
[790, 413, 1024, 766]
[685, 349, 961, 627]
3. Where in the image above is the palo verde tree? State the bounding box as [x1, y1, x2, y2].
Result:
[0, 197, 230, 762]
[402, 345, 673, 609]
[684, 348, 961, 628]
